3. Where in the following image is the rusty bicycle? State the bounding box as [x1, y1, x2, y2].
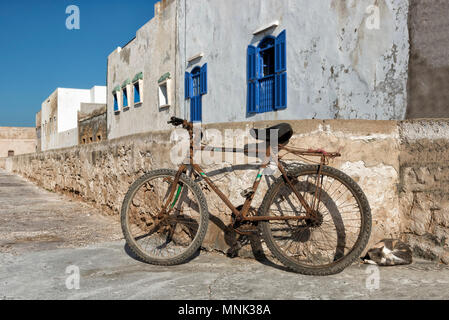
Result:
[121, 117, 371, 275]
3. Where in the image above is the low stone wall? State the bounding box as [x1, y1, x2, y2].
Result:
[5, 119, 403, 258]
[399, 120, 449, 264]
[8, 119, 449, 262]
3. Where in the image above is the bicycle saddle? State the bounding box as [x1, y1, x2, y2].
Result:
[250, 123, 293, 145]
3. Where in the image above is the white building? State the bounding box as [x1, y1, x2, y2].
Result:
[107, 0, 447, 139]
[41, 86, 106, 151]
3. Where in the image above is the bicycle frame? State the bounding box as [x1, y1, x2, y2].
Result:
[160, 121, 341, 224]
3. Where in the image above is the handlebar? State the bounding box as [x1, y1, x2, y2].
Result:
[168, 117, 194, 130]
[167, 116, 185, 127]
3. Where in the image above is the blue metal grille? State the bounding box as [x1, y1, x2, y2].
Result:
[259, 75, 275, 113]
[191, 71, 202, 122]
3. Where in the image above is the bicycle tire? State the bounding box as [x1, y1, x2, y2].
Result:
[259, 165, 371, 275]
[121, 169, 209, 266]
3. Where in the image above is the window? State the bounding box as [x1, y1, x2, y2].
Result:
[122, 80, 131, 109]
[113, 93, 119, 111]
[132, 72, 144, 105]
[82, 138, 86, 144]
[247, 30, 287, 114]
[113, 86, 121, 112]
[134, 82, 141, 104]
[8, 150, 14, 157]
[97, 135, 102, 141]
[185, 63, 207, 122]
[158, 79, 171, 108]
[122, 87, 129, 109]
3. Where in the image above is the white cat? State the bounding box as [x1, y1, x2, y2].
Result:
[363, 239, 413, 266]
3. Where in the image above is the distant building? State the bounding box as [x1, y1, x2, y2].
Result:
[0, 127, 36, 158]
[106, 0, 449, 141]
[40, 86, 106, 151]
[78, 103, 107, 145]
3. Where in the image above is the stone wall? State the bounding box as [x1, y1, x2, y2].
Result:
[6, 119, 449, 262]
[399, 120, 449, 263]
[5, 119, 404, 258]
[78, 104, 107, 144]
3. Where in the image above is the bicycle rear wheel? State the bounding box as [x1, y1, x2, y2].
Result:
[259, 165, 371, 275]
[121, 169, 209, 266]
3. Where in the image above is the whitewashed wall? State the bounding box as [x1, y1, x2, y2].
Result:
[177, 0, 409, 123]
[107, 0, 178, 140]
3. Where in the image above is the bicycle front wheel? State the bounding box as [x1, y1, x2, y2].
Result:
[259, 165, 371, 275]
[121, 169, 209, 266]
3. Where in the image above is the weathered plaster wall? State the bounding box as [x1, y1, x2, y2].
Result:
[399, 120, 449, 264]
[107, 0, 178, 140]
[78, 104, 107, 145]
[6, 120, 402, 258]
[0, 127, 36, 159]
[406, 0, 449, 119]
[178, 0, 409, 123]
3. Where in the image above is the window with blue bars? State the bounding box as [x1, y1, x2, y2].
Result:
[134, 82, 141, 104]
[113, 92, 119, 112]
[123, 87, 128, 108]
[247, 30, 287, 114]
[185, 63, 207, 122]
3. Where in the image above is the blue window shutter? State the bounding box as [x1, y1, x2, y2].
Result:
[113, 94, 119, 111]
[134, 84, 140, 103]
[275, 30, 287, 110]
[247, 81, 259, 114]
[198, 97, 202, 122]
[247, 45, 261, 114]
[275, 30, 286, 73]
[275, 73, 287, 110]
[191, 96, 202, 122]
[200, 64, 208, 95]
[247, 45, 257, 81]
[185, 72, 192, 99]
[123, 89, 128, 107]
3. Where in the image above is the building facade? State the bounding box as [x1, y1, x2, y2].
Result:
[78, 103, 107, 145]
[0, 127, 36, 158]
[40, 86, 106, 151]
[107, 0, 177, 140]
[106, 0, 448, 140]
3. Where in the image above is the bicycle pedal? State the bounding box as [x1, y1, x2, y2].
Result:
[240, 188, 255, 198]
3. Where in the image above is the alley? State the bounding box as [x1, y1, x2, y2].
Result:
[1, 170, 449, 300]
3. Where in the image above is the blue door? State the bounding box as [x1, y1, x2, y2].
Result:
[185, 64, 207, 123]
[191, 68, 202, 122]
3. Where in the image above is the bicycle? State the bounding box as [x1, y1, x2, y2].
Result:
[121, 117, 372, 275]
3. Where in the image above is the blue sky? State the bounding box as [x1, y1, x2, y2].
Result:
[0, 0, 158, 127]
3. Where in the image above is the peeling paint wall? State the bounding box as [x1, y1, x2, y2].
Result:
[177, 0, 409, 123]
[78, 104, 107, 145]
[107, 0, 178, 140]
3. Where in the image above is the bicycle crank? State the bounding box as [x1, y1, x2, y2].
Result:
[231, 206, 259, 236]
